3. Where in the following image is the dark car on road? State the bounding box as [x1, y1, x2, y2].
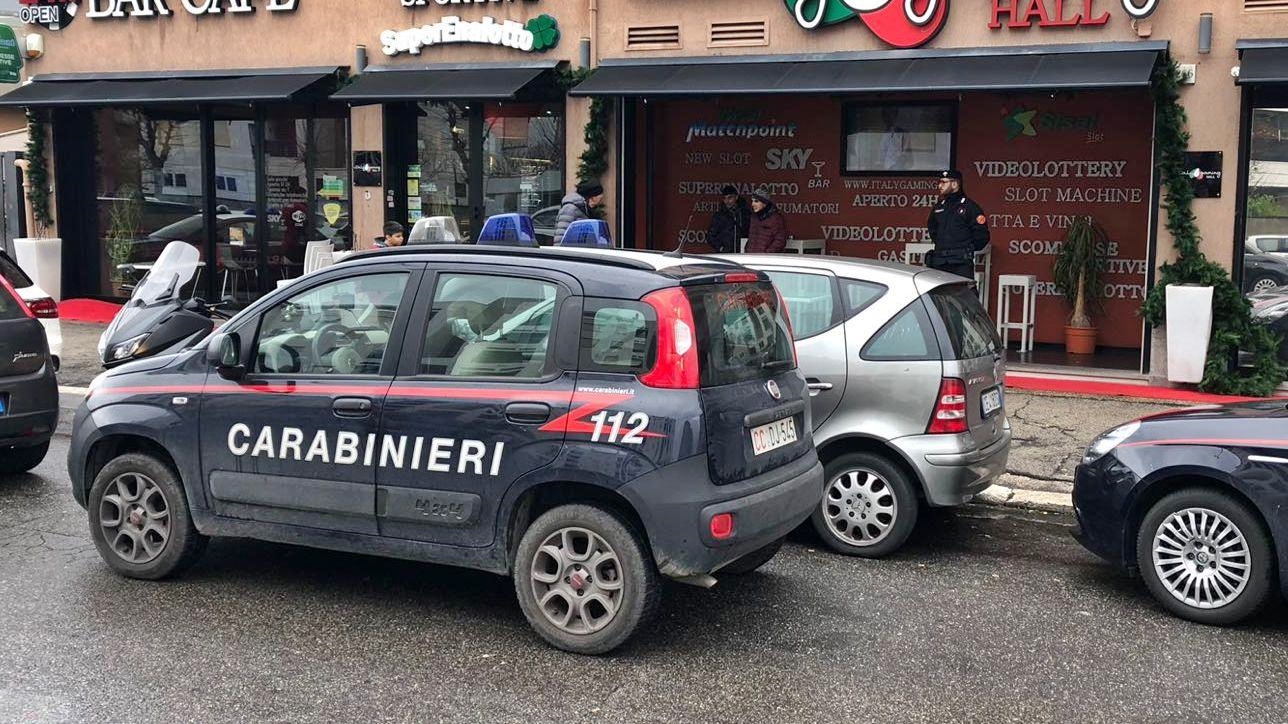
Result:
[0, 268, 58, 474]
[68, 245, 823, 654]
[1073, 402, 1288, 625]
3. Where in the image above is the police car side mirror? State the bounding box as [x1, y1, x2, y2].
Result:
[207, 332, 246, 381]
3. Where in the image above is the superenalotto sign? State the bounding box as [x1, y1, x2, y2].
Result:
[381, 14, 559, 56]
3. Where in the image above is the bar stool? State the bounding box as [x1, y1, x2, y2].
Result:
[995, 274, 1036, 353]
[974, 247, 992, 304]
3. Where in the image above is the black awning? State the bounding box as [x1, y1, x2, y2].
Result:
[571, 43, 1166, 96]
[1237, 45, 1288, 84]
[0, 68, 340, 107]
[332, 63, 555, 104]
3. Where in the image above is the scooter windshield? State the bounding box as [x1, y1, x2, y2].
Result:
[131, 241, 201, 306]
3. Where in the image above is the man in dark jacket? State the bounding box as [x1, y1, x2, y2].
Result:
[926, 169, 989, 279]
[553, 180, 603, 245]
[746, 187, 789, 253]
[706, 184, 751, 253]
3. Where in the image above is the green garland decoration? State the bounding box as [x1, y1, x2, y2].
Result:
[557, 68, 611, 183]
[25, 108, 53, 235]
[1141, 59, 1285, 396]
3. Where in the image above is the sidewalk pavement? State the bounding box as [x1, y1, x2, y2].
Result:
[52, 321, 1182, 513]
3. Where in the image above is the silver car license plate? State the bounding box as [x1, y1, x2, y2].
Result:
[982, 387, 1003, 417]
[751, 417, 797, 456]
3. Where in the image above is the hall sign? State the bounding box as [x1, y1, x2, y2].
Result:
[381, 14, 560, 55]
[989, 0, 1162, 28]
[785, 0, 950, 49]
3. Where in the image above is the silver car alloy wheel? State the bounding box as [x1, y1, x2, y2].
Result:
[823, 468, 898, 547]
[1253, 278, 1279, 293]
[530, 527, 624, 635]
[98, 472, 171, 564]
[1152, 507, 1251, 610]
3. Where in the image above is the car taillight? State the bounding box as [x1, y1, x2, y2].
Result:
[640, 287, 700, 389]
[0, 274, 34, 319]
[722, 272, 759, 284]
[26, 297, 58, 319]
[927, 378, 968, 434]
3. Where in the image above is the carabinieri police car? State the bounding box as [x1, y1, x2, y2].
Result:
[69, 244, 823, 654]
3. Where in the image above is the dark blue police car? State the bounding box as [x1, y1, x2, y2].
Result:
[69, 244, 824, 654]
[1073, 401, 1288, 625]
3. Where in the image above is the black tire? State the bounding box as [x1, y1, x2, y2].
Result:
[720, 537, 785, 575]
[0, 441, 49, 474]
[1136, 488, 1275, 626]
[811, 452, 919, 558]
[513, 503, 661, 655]
[87, 453, 208, 580]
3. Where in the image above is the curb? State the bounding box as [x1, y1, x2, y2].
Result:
[976, 484, 1072, 513]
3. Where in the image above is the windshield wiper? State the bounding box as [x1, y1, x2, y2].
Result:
[762, 359, 792, 370]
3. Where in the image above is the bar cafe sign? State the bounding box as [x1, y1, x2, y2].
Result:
[381, 14, 559, 56]
[21, 0, 298, 30]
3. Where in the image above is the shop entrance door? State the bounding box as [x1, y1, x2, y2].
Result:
[386, 100, 566, 244]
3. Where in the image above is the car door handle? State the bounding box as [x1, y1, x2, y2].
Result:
[505, 402, 551, 425]
[806, 380, 833, 396]
[333, 397, 373, 418]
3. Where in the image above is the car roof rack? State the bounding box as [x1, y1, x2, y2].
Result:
[337, 244, 740, 273]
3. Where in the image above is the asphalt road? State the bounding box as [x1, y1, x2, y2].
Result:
[3, 438, 1286, 723]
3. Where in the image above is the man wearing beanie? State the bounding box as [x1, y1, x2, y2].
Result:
[926, 169, 990, 279]
[706, 184, 751, 253]
[746, 187, 789, 253]
[553, 179, 604, 245]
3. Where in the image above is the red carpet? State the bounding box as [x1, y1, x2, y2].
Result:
[59, 298, 122, 324]
[1005, 374, 1279, 405]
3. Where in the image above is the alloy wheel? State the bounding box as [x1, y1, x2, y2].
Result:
[823, 468, 898, 547]
[98, 472, 171, 564]
[530, 527, 624, 635]
[1151, 507, 1251, 610]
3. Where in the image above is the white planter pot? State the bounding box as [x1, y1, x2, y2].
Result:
[12, 237, 63, 301]
[1166, 284, 1214, 383]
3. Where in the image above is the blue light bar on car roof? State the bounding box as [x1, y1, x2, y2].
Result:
[558, 219, 613, 247]
[477, 213, 537, 247]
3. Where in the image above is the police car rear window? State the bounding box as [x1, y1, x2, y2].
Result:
[686, 282, 795, 387]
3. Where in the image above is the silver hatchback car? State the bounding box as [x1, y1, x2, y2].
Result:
[728, 255, 1012, 557]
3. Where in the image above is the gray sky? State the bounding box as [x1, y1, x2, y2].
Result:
[0, 1, 16, 16]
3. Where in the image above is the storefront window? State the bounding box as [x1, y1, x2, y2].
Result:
[1243, 106, 1288, 370]
[262, 113, 351, 288]
[213, 120, 258, 305]
[483, 103, 564, 233]
[842, 102, 954, 174]
[94, 109, 203, 298]
[414, 101, 472, 238]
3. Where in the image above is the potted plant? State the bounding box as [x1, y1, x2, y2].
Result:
[1052, 215, 1110, 355]
[12, 110, 62, 300]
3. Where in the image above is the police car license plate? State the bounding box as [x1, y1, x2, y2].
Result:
[751, 417, 797, 456]
[982, 387, 1003, 417]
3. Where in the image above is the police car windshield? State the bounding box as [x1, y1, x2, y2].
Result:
[132, 241, 201, 306]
